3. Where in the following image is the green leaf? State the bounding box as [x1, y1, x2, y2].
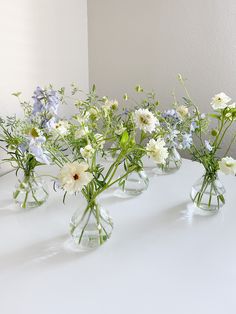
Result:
[209, 113, 221, 120]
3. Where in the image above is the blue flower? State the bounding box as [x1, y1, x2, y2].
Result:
[182, 133, 192, 149]
[45, 117, 57, 131]
[32, 87, 45, 114]
[205, 140, 213, 152]
[190, 121, 198, 132]
[46, 89, 59, 114]
[162, 109, 181, 126]
[28, 134, 50, 165]
[32, 87, 59, 115]
[18, 142, 27, 153]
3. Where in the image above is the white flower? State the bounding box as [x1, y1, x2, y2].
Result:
[89, 107, 100, 120]
[134, 109, 158, 133]
[115, 123, 126, 136]
[75, 127, 89, 139]
[103, 99, 118, 111]
[146, 138, 168, 164]
[219, 157, 236, 175]
[80, 144, 95, 159]
[58, 161, 93, 193]
[54, 120, 69, 135]
[176, 105, 189, 117]
[94, 133, 105, 149]
[211, 93, 231, 110]
[74, 112, 89, 124]
[229, 103, 236, 109]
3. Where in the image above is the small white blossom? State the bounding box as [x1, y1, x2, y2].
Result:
[75, 112, 89, 124]
[89, 107, 100, 120]
[229, 103, 236, 109]
[103, 99, 118, 111]
[134, 109, 158, 133]
[219, 157, 236, 175]
[80, 144, 95, 160]
[115, 124, 126, 135]
[176, 105, 189, 117]
[94, 133, 105, 149]
[53, 120, 70, 135]
[75, 127, 89, 139]
[58, 161, 93, 193]
[211, 93, 231, 110]
[146, 138, 168, 164]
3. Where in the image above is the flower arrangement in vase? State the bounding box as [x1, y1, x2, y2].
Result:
[178, 75, 236, 213]
[0, 86, 60, 208]
[48, 85, 149, 249]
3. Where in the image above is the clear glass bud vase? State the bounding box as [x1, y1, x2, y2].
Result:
[13, 171, 48, 209]
[119, 170, 149, 196]
[153, 147, 182, 175]
[70, 199, 113, 250]
[191, 172, 226, 213]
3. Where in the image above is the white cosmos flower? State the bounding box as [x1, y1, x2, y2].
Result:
[58, 161, 93, 193]
[54, 120, 70, 135]
[146, 138, 168, 164]
[211, 93, 231, 110]
[176, 105, 189, 117]
[219, 157, 236, 175]
[134, 109, 158, 133]
[80, 144, 95, 159]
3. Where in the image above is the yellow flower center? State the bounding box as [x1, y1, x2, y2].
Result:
[30, 128, 39, 138]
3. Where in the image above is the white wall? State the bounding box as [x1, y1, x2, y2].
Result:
[0, 0, 88, 116]
[88, 0, 236, 157]
[0, 0, 88, 174]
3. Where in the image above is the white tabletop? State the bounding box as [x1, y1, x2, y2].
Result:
[0, 159, 236, 314]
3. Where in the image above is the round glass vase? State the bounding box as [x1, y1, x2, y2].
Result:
[190, 172, 226, 213]
[13, 171, 48, 209]
[153, 147, 182, 175]
[70, 199, 113, 250]
[119, 170, 149, 196]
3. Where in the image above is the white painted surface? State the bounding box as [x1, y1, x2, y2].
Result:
[88, 0, 236, 156]
[0, 0, 88, 175]
[0, 0, 88, 116]
[0, 159, 236, 314]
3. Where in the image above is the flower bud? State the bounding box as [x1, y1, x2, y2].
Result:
[211, 129, 218, 136]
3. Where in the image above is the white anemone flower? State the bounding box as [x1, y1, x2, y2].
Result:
[58, 161, 93, 193]
[219, 157, 236, 175]
[80, 144, 95, 160]
[134, 109, 158, 133]
[211, 93, 231, 110]
[146, 138, 168, 164]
